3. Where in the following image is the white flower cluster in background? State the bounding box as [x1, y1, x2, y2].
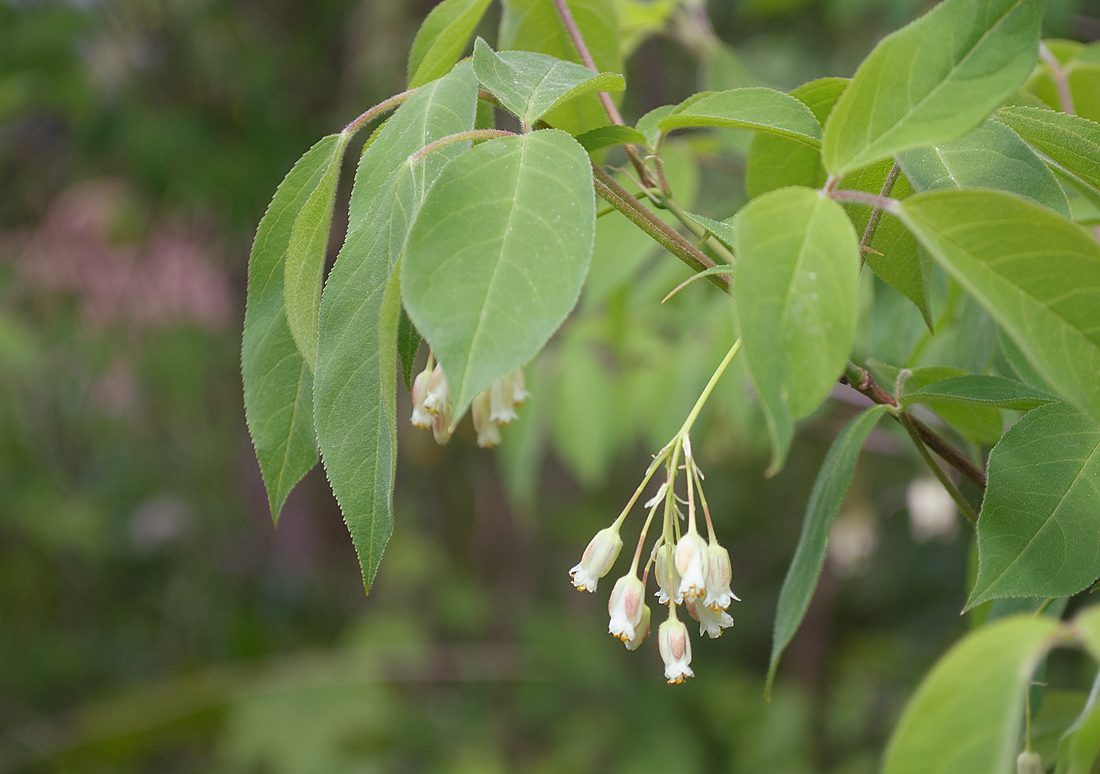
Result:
[410, 353, 528, 447]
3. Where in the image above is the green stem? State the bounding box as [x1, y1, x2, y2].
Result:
[677, 339, 742, 438]
[900, 413, 979, 525]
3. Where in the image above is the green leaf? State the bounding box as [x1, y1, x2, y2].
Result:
[683, 212, 737, 251]
[898, 120, 1070, 217]
[283, 133, 349, 372]
[657, 87, 823, 148]
[901, 374, 1059, 411]
[243, 135, 340, 522]
[882, 615, 1061, 774]
[897, 188, 1100, 422]
[499, 0, 622, 135]
[472, 37, 624, 127]
[1055, 664, 1100, 774]
[744, 77, 847, 197]
[397, 307, 421, 391]
[403, 128, 596, 421]
[635, 104, 676, 149]
[900, 366, 1004, 445]
[966, 402, 1100, 608]
[314, 66, 479, 592]
[734, 187, 861, 474]
[994, 107, 1100, 194]
[407, 0, 493, 88]
[575, 124, 648, 152]
[766, 405, 889, 699]
[822, 0, 1044, 177]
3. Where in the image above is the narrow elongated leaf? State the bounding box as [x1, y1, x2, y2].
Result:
[766, 405, 889, 699]
[658, 87, 823, 148]
[994, 107, 1100, 193]
[902, 374, 1059, 411]
[403, 129, 595, 421]
[472, 38, 624, 127]
[499, 0, 621, 135]
[898, 189, 1100, 422]
[745, 77, 847, 197]
[734, 187, 860, 474]
[407, 0, 493, 88]
[314, 66, 478, 592]
[898, 120, 1070, 217]
[283, 134, 349, 371]
[822, 0, 1043, 177]
[967, 402, 1100, 608]
[900, 366, 1004, 445]
[1055, 659, 1100, 774]
[243, 135, 339, 521]
[883, 615, 1061, 774]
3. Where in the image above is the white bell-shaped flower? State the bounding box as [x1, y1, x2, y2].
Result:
[654, 541, 683, 605]
[569, 526, 622, 592]
[624, 604, 651, 651]
[658, 616, 693, 684]
[472, 389, 502, 448]
[608, 574, 646, 642]
[675, 530, 709, 599]
[410, 367, 433, 428]
[489, 374, 519, 425]
[703, 542, 740, 611]
[688, 598, 734, 639]
[423, 364, 449, 416]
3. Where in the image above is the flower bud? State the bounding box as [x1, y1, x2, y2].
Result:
[410, 367, 433, 428]
[511, 367, 530, 405]
[654, 542, 682, 605]
[703, 542, 740, 611]
[472, 389, 502, 448]
[688, 599, 734, 639]
[658, 616, 693, 684]
[431, 411, 452, 446]
[569, 526, 622, 592]
[608, 575, 646, 642]
[424, 364, 450, 416]
[675, 530, 709, 599]
[489, 374, 519, 425]
[1016, 751, 1043, 774]
[624, 604, 651, 651]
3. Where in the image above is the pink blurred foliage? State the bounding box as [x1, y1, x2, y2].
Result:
[6, 179, 233, 331]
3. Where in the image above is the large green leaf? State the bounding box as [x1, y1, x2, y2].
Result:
[243, 135, 340, 521]
[283, 134, 349, 372]
[471, 38, 624, 127]
[822, 0, 1043, 177]
[766, 405, 889, 699]
[994, 107, 1100, 193]
[898, 120, 1070, 217]
[967, 402, 1100, 608]
[499, 0, 621, 135]
[407, 0, 493, 88]
[403, 128, 595, 421]
[734, 187, 860, 474]
[901, 374, 1059, 412]
[883, 615, 1062, 774]
[744, 77, 847, 197]
[897, 189, 1100, 422]
[314, 66, 478, 592]
[657, 87, 823, 148]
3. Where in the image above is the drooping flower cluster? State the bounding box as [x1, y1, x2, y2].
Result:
[568, 432, 741, 684]
[410, 352, 528, 447]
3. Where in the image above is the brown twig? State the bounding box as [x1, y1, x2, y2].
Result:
[550, 0, 657, 189]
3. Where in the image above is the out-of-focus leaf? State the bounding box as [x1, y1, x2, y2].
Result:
[766, 405, 889, 699]
[243, 135, 339, 521]
[658, 87, 822, 148]
[407, 0, 493, 88]
[898, 120, 1070, 217]
[499, 0, 621, 135]
[734, 186, 860, 474]
[575, 125, 648, 152]
[967, 402, 1100, 608]
[822, 0, 1043, 176]
[898, 189, 1100, 422]
[994, 107, 1100, 194]
[883, 615, 1061, 774]
[314, 66, 478, 592]
[402, 129, 595, 421]
[1055, 662, 1100, 774]
[901, 374, 1059, 411]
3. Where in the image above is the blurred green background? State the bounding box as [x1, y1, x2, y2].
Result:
[1, 1, 1097, 771]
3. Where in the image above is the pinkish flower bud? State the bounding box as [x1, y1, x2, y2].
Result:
[608, 575, 646, 642]
[675, 530, 709, 599]
[704, 542, 740, 611]
[658, 616, 693, 684]
[624, 604, 651, 651]
[569, 526, 622, 592]
[431, 411, 452, 446]
[472, 389, 501, 448]
[424, 364, 449, 416]
[654, 541, 682, 605]
[410, 367, 432, 428]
